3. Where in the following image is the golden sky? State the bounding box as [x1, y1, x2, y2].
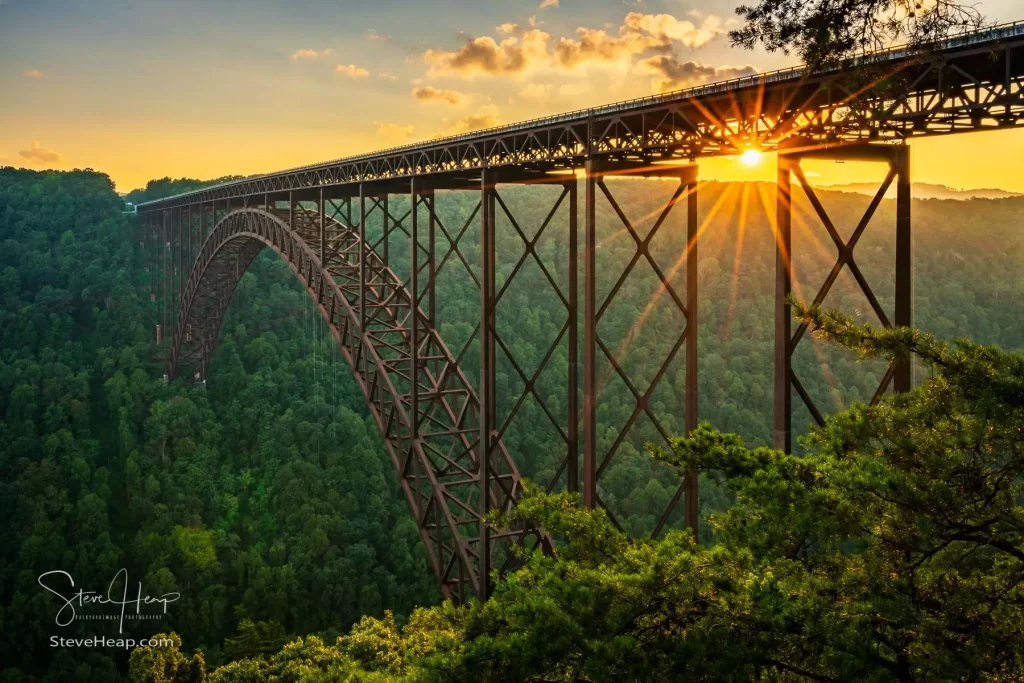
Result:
[2, 0, 1023, 193]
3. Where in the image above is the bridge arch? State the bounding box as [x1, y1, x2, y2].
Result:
[170, 207, 538, 602]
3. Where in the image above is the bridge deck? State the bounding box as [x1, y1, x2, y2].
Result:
[137, 21, 1024, 210]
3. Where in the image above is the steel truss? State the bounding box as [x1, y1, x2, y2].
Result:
[126, 8, 1024, 599]
[137, 25, 1023, 214]
[774, 141, 912, 453]
[168, 199, 551, 602]
[581, 162, 701, 534]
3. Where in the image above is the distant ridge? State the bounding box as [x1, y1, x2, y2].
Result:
[823, 182, 1022, 200]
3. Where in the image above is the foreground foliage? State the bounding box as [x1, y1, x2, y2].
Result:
[132, 308, 1024, 681]
[731, 0, 984, 69]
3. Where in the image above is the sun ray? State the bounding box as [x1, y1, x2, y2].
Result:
[757, 179, 846, 413]
[722, 182, 753, 340]
[600, 182, 738, 394]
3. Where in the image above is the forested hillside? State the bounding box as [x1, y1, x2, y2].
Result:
[0, 169, 437, 681]
[1, 167, 1021, 680]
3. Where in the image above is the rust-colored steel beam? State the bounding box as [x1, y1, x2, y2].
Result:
[567, 179, 579, 494]
[162, 210, 168, 339]
[774, 157, 794, 453]
[894, 148, 913, 391]
[168, 206, 545, 602]
[581, 160, 700, 534]
[479, 170, 496, 600]
[775, 142, 913, 453]
[583, 160, 598, 509]
[684, 178, 699, 537]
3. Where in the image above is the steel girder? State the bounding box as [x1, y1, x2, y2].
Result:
[581, 162, 700, 535]
[774, 142, 913, 453]
[136, 24, 1024, 213]
[169, 207, 546, 602]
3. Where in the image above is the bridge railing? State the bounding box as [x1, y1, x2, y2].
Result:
[137, 19, 1024, 211]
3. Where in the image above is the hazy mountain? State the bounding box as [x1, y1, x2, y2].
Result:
[823, 182, 1021, 200]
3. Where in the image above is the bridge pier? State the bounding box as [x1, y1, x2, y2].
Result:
[774, 141, 913, 453]
[581, 160, 700, 537]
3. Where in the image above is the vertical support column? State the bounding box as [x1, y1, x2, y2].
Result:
[186, 205, 192, 293]
[478, 169, 496, 600]
[175, 207, 182, 331]
[161, 210, 168, 344]
[410, 178, 420, 441]
[427, 190, 436, 327]
[148, 213, 156, 343]
[382, 194, 390, 269]
[684, 176, 700, 535]
[582, 160, 598, 509]
[774, 155, 794, 454]
[148, 212, 156, 300]
[319, 188, 326, 262]
[893, 147, 913, 392]
[288, 192, 295, 263]
[359, 183, 367, 332]
[566, 178, 579, 494]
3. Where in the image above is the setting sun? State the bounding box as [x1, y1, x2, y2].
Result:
[741, 149, 763, 167]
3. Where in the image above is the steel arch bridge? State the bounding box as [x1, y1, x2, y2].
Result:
[137, 21, 1024, 602]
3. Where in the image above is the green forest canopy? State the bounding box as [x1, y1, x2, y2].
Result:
[1, 167, 1021, 681]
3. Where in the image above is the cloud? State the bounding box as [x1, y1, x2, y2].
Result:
[555, 13, 724, 68]
[423, 29, 550, 77]
[19, 140, 62, 164]
[379, 72, 397, 81]
[290, 48, 334, 62]
[622, 12, 723, 47]
[336, 64, 370, 78]
[412, 86, 466, 105]
[23, 69, 43, 78]
[639, 56, 756, 92]
[423, 12, 727, 79]
[375, 122, 415, 140]
[539, 0, 558, 8]
[445, 113, 499, 135]
[366, 30, 387, 42]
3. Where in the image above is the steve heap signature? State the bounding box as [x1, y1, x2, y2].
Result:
[38, 569, 180, 633]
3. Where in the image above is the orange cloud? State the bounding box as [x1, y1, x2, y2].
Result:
[336, 64, 370, 78]
[19, 141, 62, 164]
[423, 30, 550, 77]
[539, 0, 558, 8]
[622, 12, 723, 47]
[23, 69, 43, 78]
[290, 48, 334, 62]
[366, 30, 386, 42]
[555, 13, 724, 67]
[639, 56, 756, 92]
[412, 86, 466, 105]
[422, 12, 727, 78]
[445, 113, 498, 134]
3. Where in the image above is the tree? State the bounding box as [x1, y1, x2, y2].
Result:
[426, 306, 1024, 681]
[730, 0, 984, 69]
[128, 633, 206, 683]
[198, 304, 1024, 681]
